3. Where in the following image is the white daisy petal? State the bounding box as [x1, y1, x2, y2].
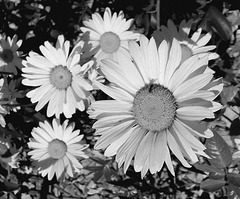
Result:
[196, 33, 212, 46]
[173, 73, 213, 100]
[167, 131, 191, 168]
[149, 131, 167, 173]
[129, 40, 149, 83]
[101, 59, 138, 93]
[104, 128, 132, 156]
[177, 106, 214, 120]
[168, 55, 199, 91]
[134, 132, 153, 173]
[92, 80, 134, 102]
[164, 38, 182, 86]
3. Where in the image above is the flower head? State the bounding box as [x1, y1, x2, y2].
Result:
[0, 34, 23, 75]
[28, 118, 88, 180]
[22, 35, 94, 118]
[153, 19, 219, 63]
[88, 35, 223, 177]
[80, 7, 140, 66]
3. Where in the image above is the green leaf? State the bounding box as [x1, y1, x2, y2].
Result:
[228, 173, 240, 186]
[2, 180, 19, 192]
[85, 166, 104, 172]
[205, 5, 232, 41]
[205, 130, 232, 168]
[0, 143, 8, 156]
[228, 184, 240, 199]
[194, 163, 225, 174]
[0, 125, 22, 138]
[209, 172, 225, 180]
[90, 157, 109, 165]
[220, 85, 239, 105]
[200, 179, 226, 192]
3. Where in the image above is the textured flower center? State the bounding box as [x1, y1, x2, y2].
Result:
[99, 32, 120, 53]
[180, 44, 192, 63]
[0, 49, 14, 63]
[48, 139, 67, 159]
[133, 84, 177, 132]
[50, 65, 72, 90]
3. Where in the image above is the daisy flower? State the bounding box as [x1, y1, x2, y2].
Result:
[28, 118, 88, 180]
[0, 34, 23, 75]
[80, 7, 140, 66]
[22, 35, 94, 118]
[153, 19, 219, 63]
[88, 35, 223, 177]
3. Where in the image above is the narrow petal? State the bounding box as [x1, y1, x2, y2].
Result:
[101, 59, 139, 94]
[173, 73, 213, 100]
[94, 120, 135, 150]
[158, 40, 169, 85]
[176, 106, 214, 120]
[92, 80, 134, 102]
[149, 131, 167, 173]
[167, 131, 191, 167]
[163, 38, 182, 86]
[104, 128, 132, 156]
[134, 132, 153, 173]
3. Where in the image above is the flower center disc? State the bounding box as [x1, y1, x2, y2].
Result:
[48, 139, 67, 159]
[99, 32, 120, 53]
[180, 44, 192, 63]
[0, 49, 14, 63]
[133, 84, 177, 132]
[50, 65, 72, 90]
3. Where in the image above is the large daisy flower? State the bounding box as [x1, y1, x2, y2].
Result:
[88, 35, 223, 177]
[80, 7, 140, 66]
[153, 19, 219, 63]
[0, 35, 23, 75]
[28, 119, 88, 180]
[22, 35, 94, 118]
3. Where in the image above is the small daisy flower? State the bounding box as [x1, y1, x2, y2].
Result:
[28, 118, 88, 181]
[88, 35, 223, 178]
[80, 7, 140, 66]
[153, 19, 219, 63]
[0, 34, 23, 75]
[22, 35, 94, 118]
